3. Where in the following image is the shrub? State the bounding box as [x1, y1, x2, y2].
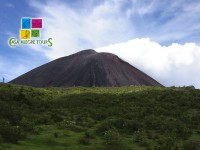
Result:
[54, 132, 58, 138]
[79, 131, 94, 145]
[35, 114, 52, 125]
[104, 128, 127, 150]
[57, 120, 76, 129]
[84, 131, 94, 139]
[134, 129, 148, 146]
[183, 141, 199, 150]
[0, 124, 24, 143]
[19, 117, 35, 132]
[46, 138, 58, 146]
[96, 120, 114, 135]
[57, 120, 84, 132]
[79, 136, 90, 145]
[124, 119, 143, 133]
[51, 112, 63, 123]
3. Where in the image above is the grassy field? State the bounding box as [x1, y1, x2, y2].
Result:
[0, 83, 200, 150]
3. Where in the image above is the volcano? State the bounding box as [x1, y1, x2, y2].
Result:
[10, 49, 162, 87]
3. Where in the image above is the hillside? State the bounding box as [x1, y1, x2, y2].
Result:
[0, 83, 200, 150]
[10, 50, 162, 87]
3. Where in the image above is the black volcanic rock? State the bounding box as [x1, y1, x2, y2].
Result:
[10, 49, 162, 87]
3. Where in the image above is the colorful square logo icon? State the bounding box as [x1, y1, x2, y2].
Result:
[32, 19, 42, 28]
[20, 30, 30, 39]
[8, 17, 53, 47]
[22, 18, 31, 29]
[31, 29, 40, 38]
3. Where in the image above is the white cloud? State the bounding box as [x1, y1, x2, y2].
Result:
[5, 3, 15, 8]
[95, 38, 200, 88]
[29, 0, 133, 60]
[28, 0, 200, 59]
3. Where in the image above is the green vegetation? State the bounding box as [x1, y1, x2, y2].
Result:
[0, 83, 200, 150]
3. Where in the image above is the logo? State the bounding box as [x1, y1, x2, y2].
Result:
[8, 17, 53, 47]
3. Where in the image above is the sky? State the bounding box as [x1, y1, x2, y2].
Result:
[0, 0, 200, 88]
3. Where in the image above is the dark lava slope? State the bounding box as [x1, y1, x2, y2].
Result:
[10, 49, 163, 87]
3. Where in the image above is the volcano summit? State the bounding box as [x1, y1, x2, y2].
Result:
[10, 49, 162, 87]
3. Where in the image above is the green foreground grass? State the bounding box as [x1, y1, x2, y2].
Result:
[0, 83, 200, 150]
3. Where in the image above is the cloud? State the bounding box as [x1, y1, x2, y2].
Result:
[5, 3, 15, 8]
[0, 31, 15, 37]
[95, 38, 200, 88]
[28, 0, 200, 59]
[126, 0, 200, 44]
[29, 0, 133, 59]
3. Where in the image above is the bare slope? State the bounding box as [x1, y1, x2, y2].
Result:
[10, 49, 162, 87]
